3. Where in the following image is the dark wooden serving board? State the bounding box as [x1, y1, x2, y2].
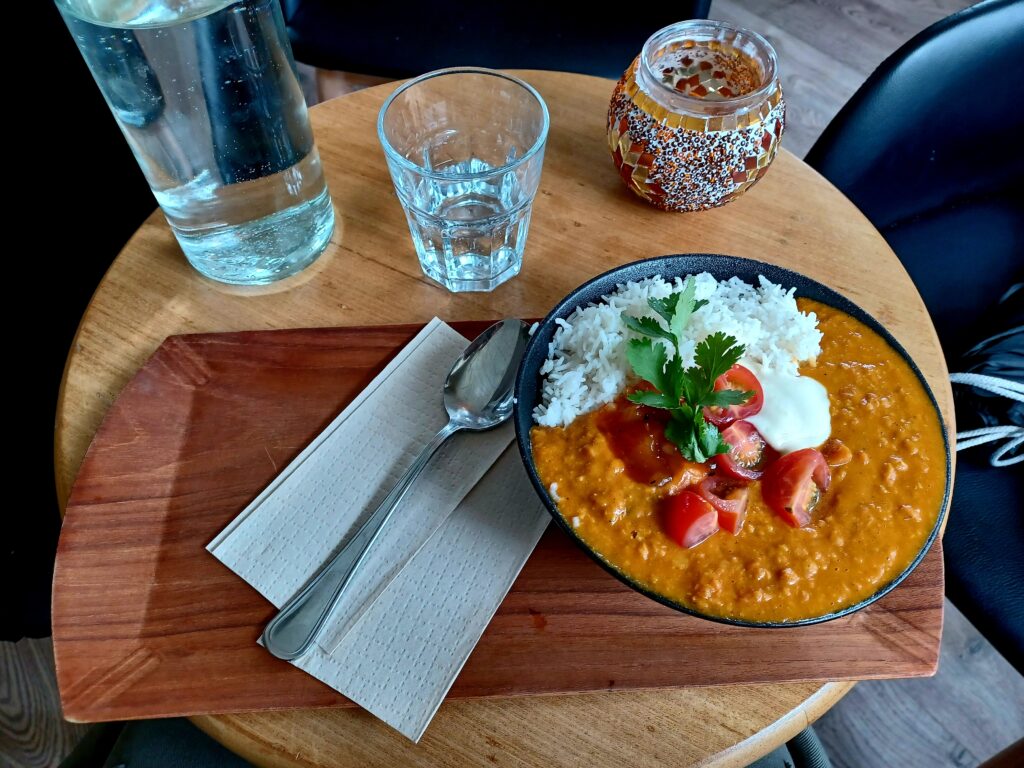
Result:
[53, 323, 944, 723]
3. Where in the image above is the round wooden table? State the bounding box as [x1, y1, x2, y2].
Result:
[55, 70, 952, 767]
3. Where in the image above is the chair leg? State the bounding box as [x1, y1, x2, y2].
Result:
[58, 723, 124, 768]
[786, 726, 833, 768]
[746, 725, 833, 768]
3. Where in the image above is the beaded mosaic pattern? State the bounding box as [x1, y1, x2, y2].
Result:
[607, 58, 785, 212]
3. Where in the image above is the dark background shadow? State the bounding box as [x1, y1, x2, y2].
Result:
[7, 4, 153, 640]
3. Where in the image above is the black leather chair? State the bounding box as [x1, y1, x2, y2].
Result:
[281, 0, 711, 79]
[806, 0, 1024, 670]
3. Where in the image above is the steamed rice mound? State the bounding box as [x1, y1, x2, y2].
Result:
[533, 273, 822, 427]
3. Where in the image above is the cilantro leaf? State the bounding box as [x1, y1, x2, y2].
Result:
[664, 417, 699, 461]
[663, 353, 685, 403]
[668, 277, 697, 341]
[664, 409, 726, 464]
[647, 293, 681, 325]
[703, 388, 755, 408]
[622, 314, 676, 344]
[693, 332, 745, 387]
[627, 390, 679, 409]
[676, 368, 701, 411]
[674, 401, 696, 422]
[626, 338, 669, 394]
[697, 418, 728, 459]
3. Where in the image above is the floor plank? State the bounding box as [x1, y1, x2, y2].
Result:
[0, 638, 89, 768]
[709, 0, 973, 156]
[815, 600, 1024, 768]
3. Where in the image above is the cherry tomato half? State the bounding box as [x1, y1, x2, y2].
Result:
[697, 475, 749, 534]
[716, 420, 775, 481]
[704, 364, 764, 428]
[761, 448, 831, 528]
[663, 491, 719, 548]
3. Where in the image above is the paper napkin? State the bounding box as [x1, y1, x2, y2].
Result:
[208, 319, 511, 633]
[292, 445, 548, 741]
[208, 318, 549, 741]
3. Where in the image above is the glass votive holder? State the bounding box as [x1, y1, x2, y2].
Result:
[608, 20, 785, 212]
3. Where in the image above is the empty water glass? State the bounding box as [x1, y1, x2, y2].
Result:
[378, 68, 549, 292]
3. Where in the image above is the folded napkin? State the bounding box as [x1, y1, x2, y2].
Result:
[208, 318, 549, 741]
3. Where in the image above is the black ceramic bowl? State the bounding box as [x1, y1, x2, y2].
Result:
[513, 254, 951, 627]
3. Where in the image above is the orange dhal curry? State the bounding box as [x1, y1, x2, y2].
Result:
[531, 299, 947, 623]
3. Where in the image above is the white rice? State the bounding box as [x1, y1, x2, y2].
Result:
[532, 273, 822, 427]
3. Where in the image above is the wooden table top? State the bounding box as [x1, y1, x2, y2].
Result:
[54, 70, 952, 767]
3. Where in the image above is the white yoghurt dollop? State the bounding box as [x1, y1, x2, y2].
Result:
[745, 365, 831, 453]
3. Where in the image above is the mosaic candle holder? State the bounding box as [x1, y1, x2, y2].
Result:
[608, 20, 785, 212]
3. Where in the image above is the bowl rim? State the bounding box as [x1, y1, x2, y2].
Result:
[513, 253, 952, 628]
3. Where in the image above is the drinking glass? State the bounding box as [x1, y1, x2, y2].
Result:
[55, 0, 335, 285]
[378, 68, 549, 292]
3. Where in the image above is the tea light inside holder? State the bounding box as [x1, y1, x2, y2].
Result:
[608, 20, 785, 212]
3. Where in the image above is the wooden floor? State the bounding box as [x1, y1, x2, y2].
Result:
[12, 1, 1021, 767]
[1, 638, 88, 767]
[817, 601, 1024, 767]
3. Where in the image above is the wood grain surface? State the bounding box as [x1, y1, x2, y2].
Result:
[53, 323, 945, 726]
[0, 639, 90, 768]
[53, 70, 954, 767]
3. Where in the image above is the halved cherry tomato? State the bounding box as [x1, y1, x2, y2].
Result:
[716, 420, 775, 481]
[697, 475, 749, 534]
[704, 364, 764, 427]
[663, 491, 719, 548]
[761, 448, 831, 528]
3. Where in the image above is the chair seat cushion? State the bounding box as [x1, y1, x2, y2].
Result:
[942, 449, 1023, 671]
[878, 191, 1023, 671]
[879, 192, 1023, 358]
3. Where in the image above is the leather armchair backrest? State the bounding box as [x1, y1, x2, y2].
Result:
[805, 0, 1024, 229]
[281, 1, 711, 79]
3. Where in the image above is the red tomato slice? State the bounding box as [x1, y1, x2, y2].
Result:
[761, 448, 831, 528]
[697, 476, 749, 535]
[716, 420, 775, 481]
[704, 364, 764, 427]
[663, 491, 720, 548]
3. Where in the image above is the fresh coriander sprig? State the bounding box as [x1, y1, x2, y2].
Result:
[622, 278, 753, 463]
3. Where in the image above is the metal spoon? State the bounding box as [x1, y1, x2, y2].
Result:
[262, 318, 532, 661]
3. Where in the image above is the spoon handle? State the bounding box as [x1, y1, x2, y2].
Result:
[262, 420, 461, 660]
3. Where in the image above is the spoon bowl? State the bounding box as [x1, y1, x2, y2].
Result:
[445, 319, 531, 430]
